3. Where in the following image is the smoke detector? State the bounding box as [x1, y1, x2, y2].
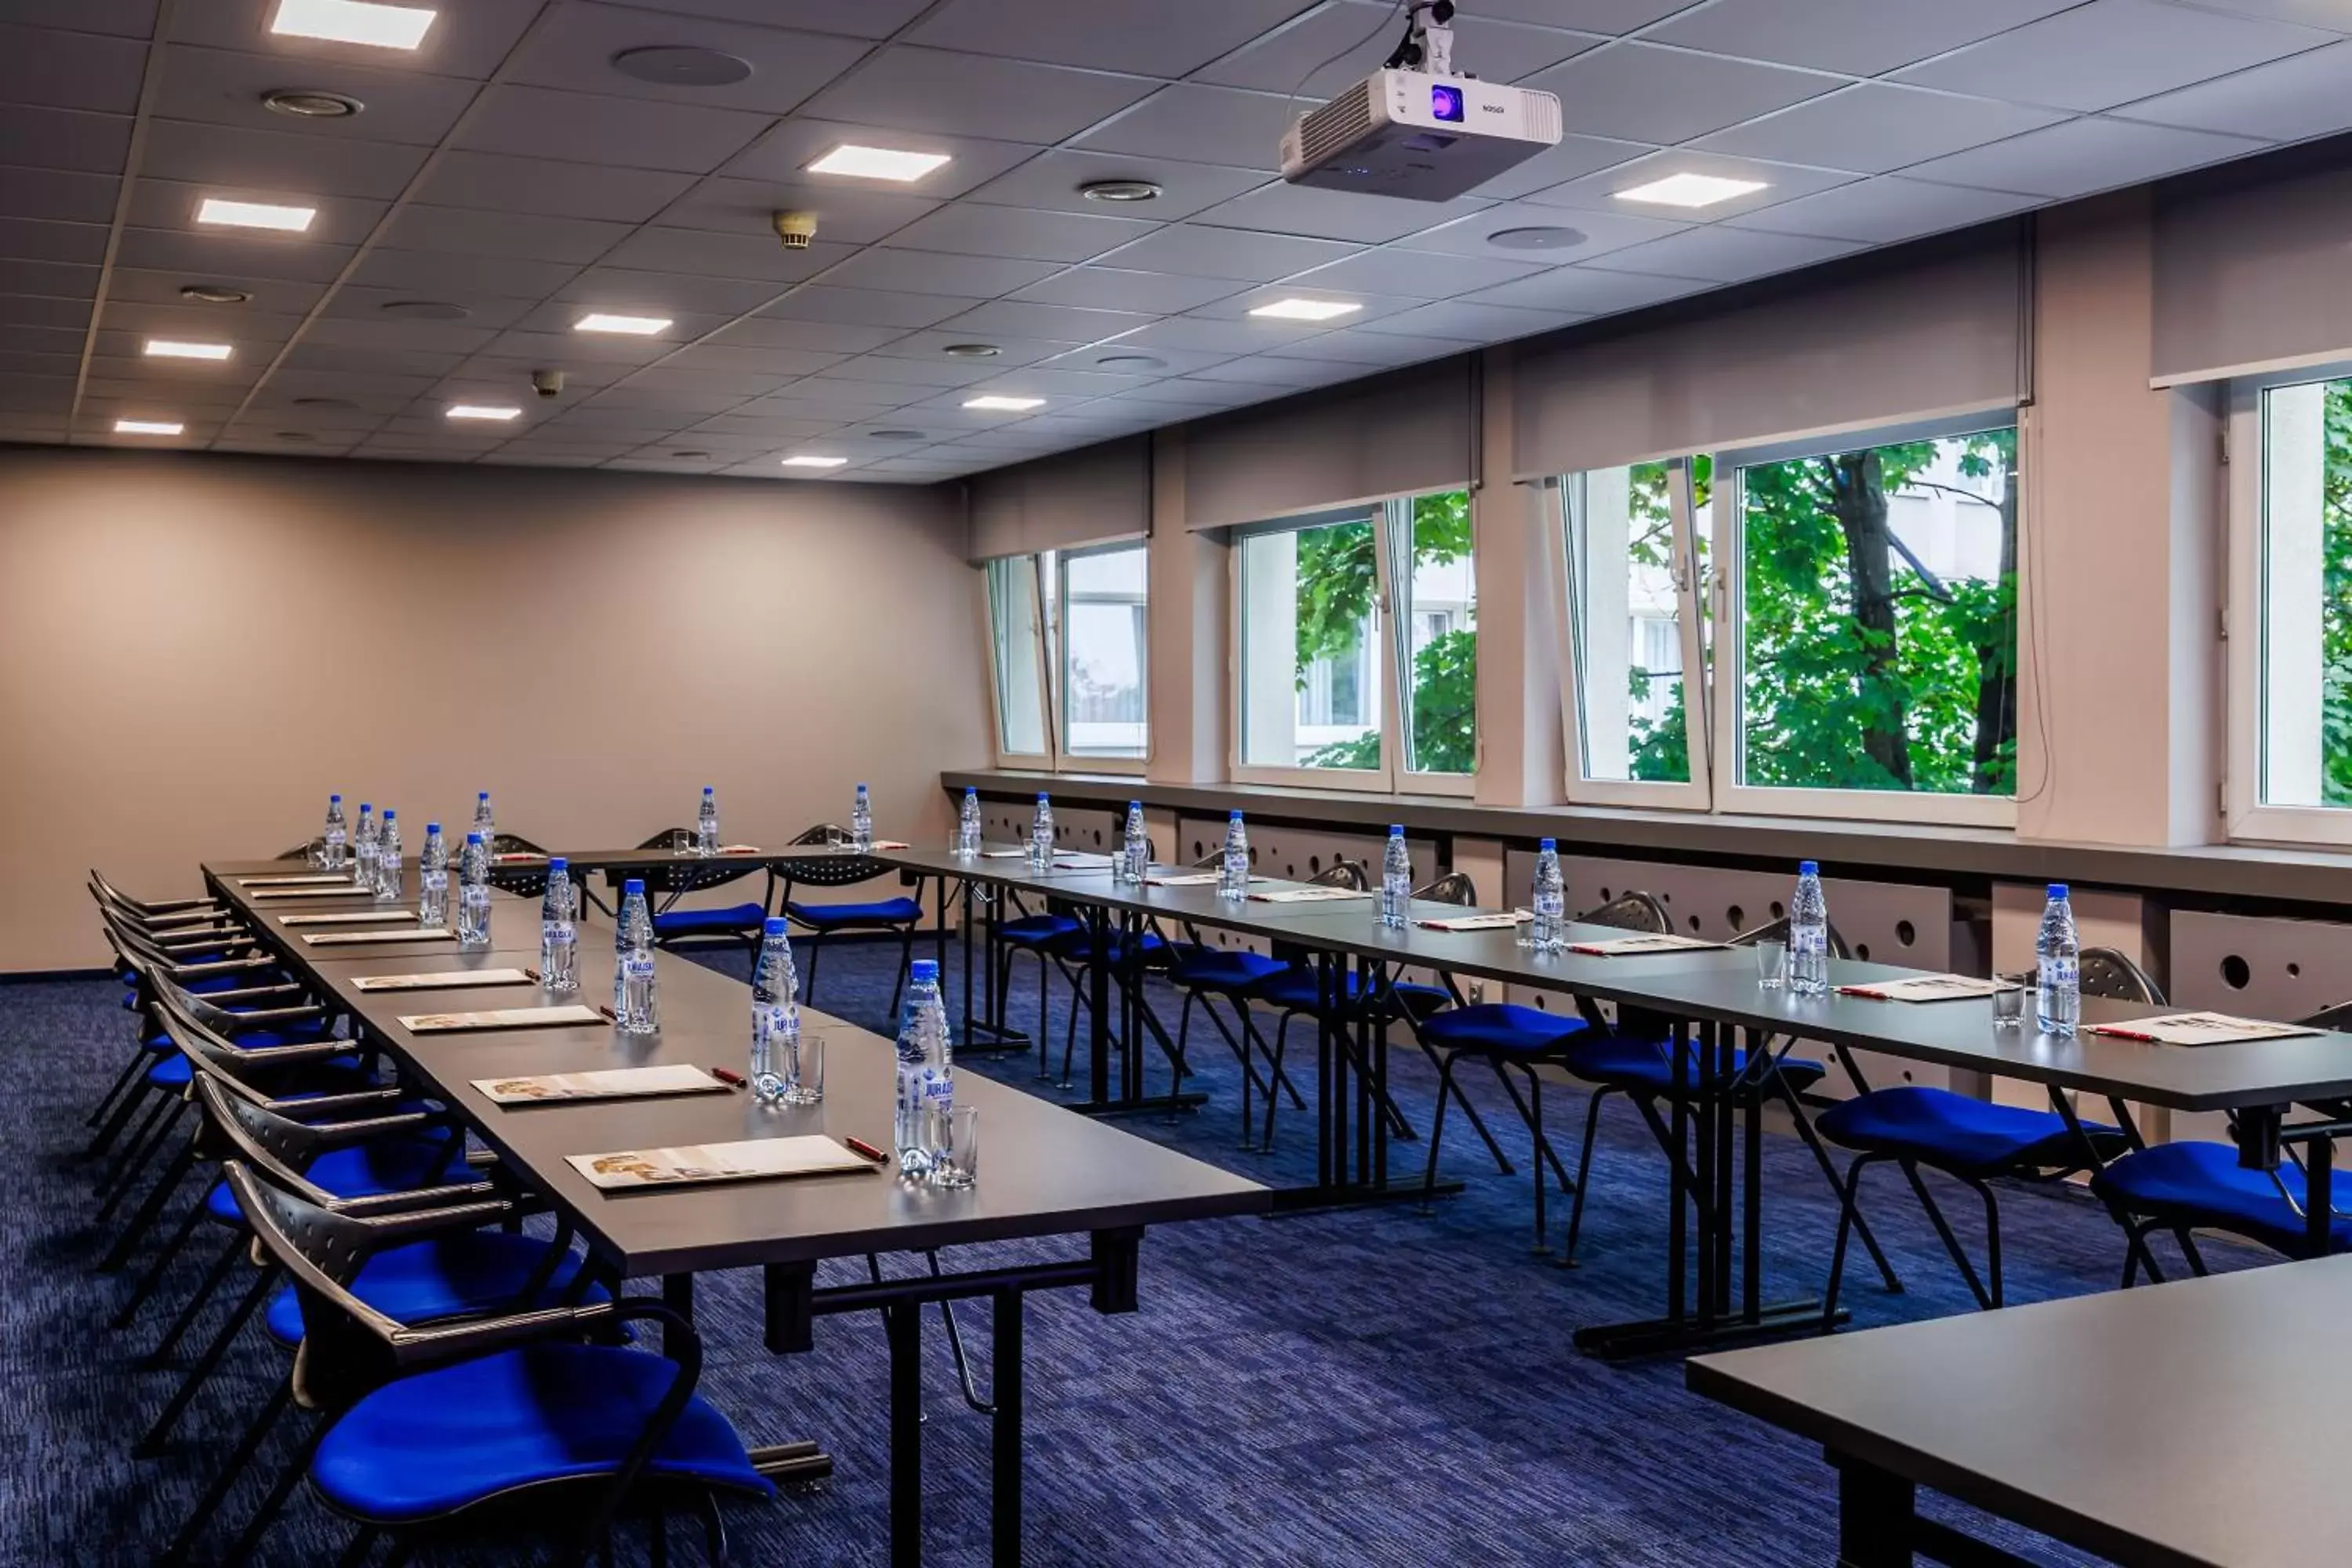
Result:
[773, 210, 818, 250]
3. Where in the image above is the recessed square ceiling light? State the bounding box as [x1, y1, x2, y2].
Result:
[1612, 172, 1769, 209]
[806, 144, 953, 183]
[144, 339, 234, 361]
[963, 395, 1045, 412]
[781, 456, 849, 469]
[114, 419, 184, 436]
[573, 313, 673, 336]
[1248, 298, 1363, 322]
[270, 0, 437, 50]
[196, 197, 316, 232]
[447, 404, 521, 422]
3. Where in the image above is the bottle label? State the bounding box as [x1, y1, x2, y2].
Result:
[2040, 956, 2078, 989]
[1792, 927, 1827, 955]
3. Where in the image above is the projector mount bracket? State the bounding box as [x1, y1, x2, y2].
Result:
[1385, 0, 1457, 77]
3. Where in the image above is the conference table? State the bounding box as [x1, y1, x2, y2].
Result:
[1687, 1252, 2352, 1567]
[198, 861, 1269, 1567]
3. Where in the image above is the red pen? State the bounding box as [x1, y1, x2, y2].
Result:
[710, 1066, 746, 1088]
[845, 1136, 889, 1164]
[595, 1004, 619, 1024]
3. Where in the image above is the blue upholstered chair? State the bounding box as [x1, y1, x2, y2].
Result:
[221, 1160, 769, 1568]
[1817, 946, 2155, 1319]
[635, 827, 775, 964]
[1157, 853, 1306, 1147]
[2090, 998, 2352, 1283]
[779, 822, 926, 1015]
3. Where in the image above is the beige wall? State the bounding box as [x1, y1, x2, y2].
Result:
[0, 447, 986, 971]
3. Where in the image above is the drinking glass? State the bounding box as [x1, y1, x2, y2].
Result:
[1755, 939, 1788, 990]
[927, 1104, 978, 1189]
[1991, 975, 2028, 1029]
[782, 1033, 824, 1105]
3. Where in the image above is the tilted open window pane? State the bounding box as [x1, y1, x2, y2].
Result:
[1238, 517, 1382, 771]
[2257, 379, 2352, 809]
[1731, 427, 2018, 797]
[985, 556, 1049, 757]
[1565, 461, 1708, 786]
[1396, 490, 1477, 775]
[1060, 544, 1148, 760]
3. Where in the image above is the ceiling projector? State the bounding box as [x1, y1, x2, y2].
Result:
[1280, 2, 1561, 202]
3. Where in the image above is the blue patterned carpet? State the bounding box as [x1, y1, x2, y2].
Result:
[2, 937, 2251, 1566]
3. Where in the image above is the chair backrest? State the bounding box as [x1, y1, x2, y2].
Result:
[631, 828, 760, 896]
[2298, 999, 2352, 1032]
[276, 841, 320, 862]
[1309, 858, 1370, 891]
[1730, 916, 1854, 961]
[1412, 870, 1476, 907]
[219, 1157, 424, 1403]
[2079, 946, 2166, 1006]
[782, 823, 891, 889]
[191, 1074, 350, 1203]
[489, 832, 547, 857]
[1579, 890, 1672, 935]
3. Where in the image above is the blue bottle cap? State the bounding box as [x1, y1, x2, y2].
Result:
[623, 878, 644, 896]
[465, 832, 482, 844]
[1540, 837, 1556, 852]
[1037, 791, 1049, 802]
[1229, 809, 1243, 821]
[857, 781, 868, 790]
[2049, 882, 2068, 898]
[1390, 824, 1404, 836]
[477, 790, 489, 801]
[426, 822, 440, 834]
[548, 856, 567, 872]
[382, 808, 395, 819]
[359, 802, 371, 811]
[966, 786, 978, 797]
[329, 793, 341, 803]
[1131, 800, 1143, 812]
[910, 959, 939, 982]
[1799, 860, 1819, 875]
[764, 916, 789, 937]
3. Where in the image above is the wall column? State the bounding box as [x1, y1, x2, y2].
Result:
[1472, 347, 1568, 807]
[1145, 426, 1229, 784]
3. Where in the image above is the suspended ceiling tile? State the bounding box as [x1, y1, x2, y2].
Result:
[376, 203, 634, 263]
[0, 22, 147, 114]
[754, 285, 985, 329]
[1277, 247, 1549, 300]
[962, 149, 1268, 220]
[1073, 84, 1301, 172]
[453, 85, 776, 174]
[597, 227, 852, 283]
[0, 104, 133, 174]
[1899, 115, 2268, 198]
[1691, 85, 2073, 176]
[503, 2, 872, 115]
[932, 298, 1157, 343]
[140, 120, 430, 199]
[1092, 223, 1359, 281]
[1894, 0, 2335, 113]
[148, 46, 480, 146]
[1522, 42, 1842, 146]
[797, 47, 1159, 145]
[411, 152, 699, 223]
[887, 202, 1160, 263]
[166, 0, 548, 82]
[0, 167, 119, 225]
[1646, 0, 2089, 76]
[1196, 5, 1603, 96]
[1722, 176, 2045, 245]
[720, 118, 1039, 200]
[818, 246, 1064, 299]
[2111, 37, 2352, 141]
[1008, 267, 1246, 314]
[910, 0, 1312, 78]
[1523, 149, 1859, 219]
[655, 175, 941, 245]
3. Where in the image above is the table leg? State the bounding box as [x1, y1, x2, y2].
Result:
[887, 1301, 923, 1568]
[1834, 1454, 1916, 1567]
[1670, 1023, 1691, 1326]
[992, 1287, 1024, 1568]
[1088, 906, 1113, 1105]
[2308, 1132, 2333, 1258]
[1744, 1033, 1763, 1321]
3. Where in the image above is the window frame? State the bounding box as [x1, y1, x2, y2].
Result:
[981, 554, 1058, 771]
[1052, 539, 1150, 775]
[1708, 412, 2023, 827]
[2225, 367, 2352, 847]
[1226, 492, 1478, 797]
[1555, 457, 1715, 811]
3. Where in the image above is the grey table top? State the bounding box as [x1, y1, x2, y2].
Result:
[1688, 1255, 2352, 1568]
[205, 864, 1269, 1278]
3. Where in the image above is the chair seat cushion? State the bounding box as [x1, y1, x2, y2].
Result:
[1560, 1035, 1825, 1097]
[997, 913, 1082, 949]
[1420, 1003, 1586, 1055]
[786, 897, 922, 930]
[649, 902, 767, 938]
[1168, 949, 1286, 993]
[265, 1230, 604, 1348]
[205, 1134, 477, 1225]
[1249, 967, 1450, 1019]
[1818, 1086, 2114, 1175]
[2092, 1140, 2352, 1256]
[311, 1342, 771, 1523]
[148, 1047, 365, 1091]
[1047, 929, 1170, 967]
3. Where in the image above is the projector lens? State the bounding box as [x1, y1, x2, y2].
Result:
[1431, 85, 1465, 123]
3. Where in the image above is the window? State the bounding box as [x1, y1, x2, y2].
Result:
[2228, 372, 2352, 843]
[982, 543, 1150, 771]
[1557, 417, 2020, 824]
[1233, 490, 1475, 792]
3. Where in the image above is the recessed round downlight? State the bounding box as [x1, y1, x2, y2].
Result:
[1486, 225, 1587, 252]
[1079, 178, 1163, 203]
[379, 299, 470, 321]
[263, 89, 363, 118]
[180, 284, 251, 304]
[273, 430, 315, 442]
[942, 343, 1000, 358]
[1094, 352, 1167, 371]
[611, 46, 753, 87]
[869, 429, 927, 441]
[670, 449, 713, 459]
[292, 396, 360, 411]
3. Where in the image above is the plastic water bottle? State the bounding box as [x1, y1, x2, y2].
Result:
[375, 810, 403, 902]
[851, 782, 873, 852]
[1530, 837, 1566, 953]
[1380, 826, 1412, 930]
[955, 787, 982, 856]
[457, 832, 492, 949]
[1219, 811, 1250, 901]
[1120, 800, 1148, 885]
[2036, 883, 2082, 1036]
[539, 857, 578, 994]
[471, 791, 495, 851]
[750, 917, 798, 1105]
[354, 803, 379, 891]
[894, 958, 951, 1175]
[1029, 792, 1054, 872]
[321, 794, 347, 871]
[695, 786, 718, 856]
[417, 822, 448, 927]
[1788, 861, 1831, 996]
[614, 878, 657, 1032]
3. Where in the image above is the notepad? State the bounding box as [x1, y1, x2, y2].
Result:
[1250, 887, 1373, 903]
[397, 1004, 605, 1034]
[1146, 871, 1268, 887]
[979, 848, 1029, 858]
[352, 968, 533, 993]
[474, 1064, 728, 1105]
[1837, 975, 2016, 1003]
[303, 928, 455, 947]
[2087, 1012, 2321, 1047]
[567, 1135, 877, 1191]
[238, 873, 359, 888]
[1416, 910, 1534, 932]
[281, 909, 417, 927]
[1566, 933, 1727, 957]
[249, 886, 376, 902]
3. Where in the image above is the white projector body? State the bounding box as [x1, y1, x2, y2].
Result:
[1281, 69, 1562, 202]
